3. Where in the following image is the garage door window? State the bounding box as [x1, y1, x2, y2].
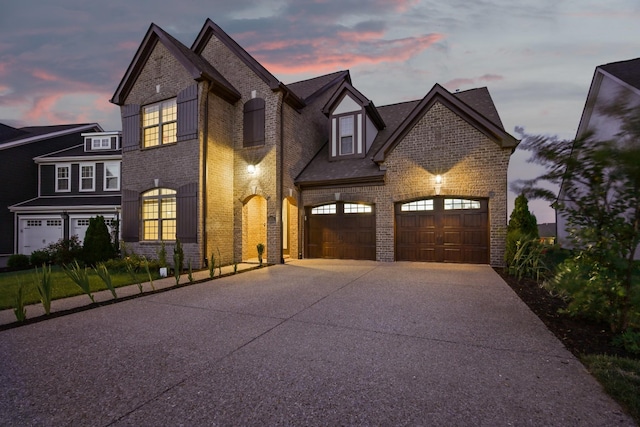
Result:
[344, 203, 372, 213]
[444, 198, 481, 210]
[311, 204, 336, 215]
[401, 200, 434, 211]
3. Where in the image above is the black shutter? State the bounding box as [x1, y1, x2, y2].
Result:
[243, 98, 265, 147]
[121, 104, 140, 152]
[177, 85, 198, 142]
[121, 189, 140, 242]
[176, 183, 198, 243]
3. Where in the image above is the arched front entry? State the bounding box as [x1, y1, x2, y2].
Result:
[243, 195, 267, 261]
[282, 197, 298, 259]
[395, 197, 488, 263]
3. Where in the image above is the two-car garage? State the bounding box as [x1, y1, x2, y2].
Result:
[305, 197, 488, 264]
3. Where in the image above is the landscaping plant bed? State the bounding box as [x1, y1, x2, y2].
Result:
[495, 268, 638, 360]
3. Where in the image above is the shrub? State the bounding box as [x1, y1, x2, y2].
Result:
[8, 254, 30, 269]
[83, 216, 115, 265]
[30, 249, 51, 266]
[14, 281, 27, 322]
[47, 236, 83, 265]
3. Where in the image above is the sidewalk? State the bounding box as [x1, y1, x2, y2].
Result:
[0, 261, 263, 328]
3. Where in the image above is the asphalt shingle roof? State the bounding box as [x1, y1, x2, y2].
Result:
[599, 57, 640, 91]
[287, 71, 349, 103]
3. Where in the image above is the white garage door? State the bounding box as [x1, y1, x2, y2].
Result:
[20, 218, 63, 255]
[71, 218, 91, 243]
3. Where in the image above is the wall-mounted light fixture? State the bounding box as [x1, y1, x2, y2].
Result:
[247, 164, 256, 174]
[154, 178, 159, 188]
[435, 174, 443, 195]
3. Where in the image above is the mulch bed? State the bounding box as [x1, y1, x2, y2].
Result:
[494, 268, 637, 360]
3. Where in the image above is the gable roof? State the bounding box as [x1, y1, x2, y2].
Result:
[599, 57, 640, 91]
[322, 80, 386, 129]
[373, 84, 517, 163]
[294, 100, 419, 188]
[453, 87, 505, 130]
[191, 19, 305, 110]
[0, 123, 28, 142]
[287, 70, 351, 104]
[110, 23, 241, 105]
[0, 123, 103, 150]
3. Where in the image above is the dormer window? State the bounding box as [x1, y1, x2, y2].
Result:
[92, 138, 110, 150]
[324, 84, 385, 161]
[339, 116, 354, 155]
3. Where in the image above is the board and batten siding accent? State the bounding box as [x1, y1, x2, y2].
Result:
[121, 189, 140, 242]
[176, 182, 198, 243]
[177, 85, 199, 142]
[121, 104, 141, 153]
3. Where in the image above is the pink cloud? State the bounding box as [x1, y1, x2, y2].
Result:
[255, 33, 445, 75]
[24, 93, 64, 122]
[32, 69, 60, 82]
[444, 74, 505, 90]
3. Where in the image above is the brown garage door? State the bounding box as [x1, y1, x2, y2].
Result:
[306, 202, 376, 260]
[395, 197, 488, 264]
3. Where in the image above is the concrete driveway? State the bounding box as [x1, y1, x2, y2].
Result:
[0, 260, 633, 426]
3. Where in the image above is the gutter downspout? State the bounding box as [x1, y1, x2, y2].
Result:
[279, 92, 288, 264]
[202, 84, 209, 268]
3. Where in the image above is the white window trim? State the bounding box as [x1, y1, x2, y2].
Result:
[103, 161, 121, 191]
[91, 137, 111, 150]
[79, 163, 95, 192]
[55, 164, 71, 193]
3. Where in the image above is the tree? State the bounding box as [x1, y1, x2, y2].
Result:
[514, 100, 640, 333]
[83, 216, 115, 266]
[505, 193, 539, 266]
[508, 194, 539, 236]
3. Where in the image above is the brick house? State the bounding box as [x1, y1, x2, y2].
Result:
[110, 19, 517, 268]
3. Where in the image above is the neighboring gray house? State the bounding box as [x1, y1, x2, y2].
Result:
[557, 57, 640, 257]
[0, 123, 103, 266]
[9, 130, 122, 257]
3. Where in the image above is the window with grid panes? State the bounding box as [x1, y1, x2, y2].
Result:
[142, 188, 176, 240]
[143, 99, 177, 148]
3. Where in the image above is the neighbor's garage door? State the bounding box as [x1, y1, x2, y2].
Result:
[19, 218, 63, 254]
[306, 202, 375, 260]
[395, 198, 488, 264]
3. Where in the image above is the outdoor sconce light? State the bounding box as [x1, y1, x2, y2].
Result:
[247, 164, 256, 174]
[435, 174, 443, 195]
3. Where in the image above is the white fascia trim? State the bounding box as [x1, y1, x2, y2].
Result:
[35, 154, 122, 164]
[0, 124, 103, 151]
[10, 205, 120, 214]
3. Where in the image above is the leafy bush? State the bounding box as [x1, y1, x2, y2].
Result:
[47, 236, 83, 265]
[30, 250, 51, 266]
[8, 254, 30, 269]
[613, 329, 640, 355]
[546, 256, 640, 333]
[83, 216, 115, 265]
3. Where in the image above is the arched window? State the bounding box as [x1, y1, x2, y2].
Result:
[142, 188, 176, 240]
[243, 98, 265, 147]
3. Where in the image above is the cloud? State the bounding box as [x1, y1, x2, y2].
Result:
[443, 74, 505, 91]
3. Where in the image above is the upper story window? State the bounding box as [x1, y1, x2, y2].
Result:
[104, 162, 120, 191]
[92, 137, 110, 150]
[339, 116, 354, 155]
[143, 99, 177, 148]
[80, 163, 95, 191]
[55, 165, 70, 192]
[142, 188, 176, 241]
[243, 97, 265, 147]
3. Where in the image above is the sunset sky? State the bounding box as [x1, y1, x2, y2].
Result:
[2, 0, 640, 223]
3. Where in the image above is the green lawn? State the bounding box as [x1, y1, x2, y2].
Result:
[582, 355, 640, 423]
[0, 266, 160, 310]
